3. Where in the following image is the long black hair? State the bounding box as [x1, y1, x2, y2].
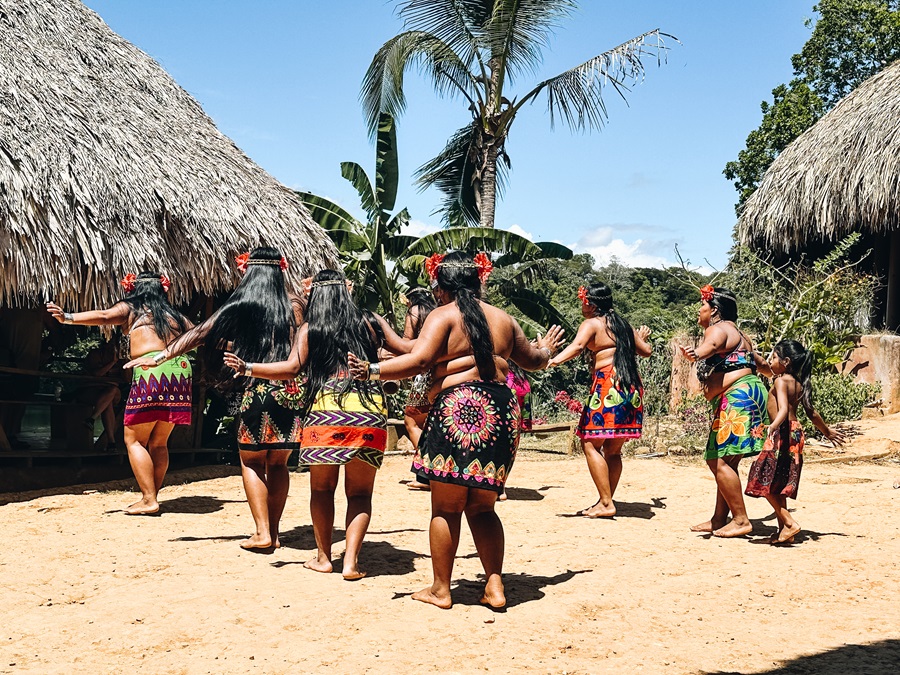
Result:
[584, 282, 641, 393]
[305, 268, 382, 412]
[406, 287, 437, 337]
[436, 250, 495, 381]
[202, 247, 294, 383]
[707, 287, 738, 322]
[122, 271, 188, 341]
[773, 339, 814, 410]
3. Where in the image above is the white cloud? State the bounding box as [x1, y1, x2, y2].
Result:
[506, 223, 534, 241]
[400, 219, 441, 238]
[574, 225, 678, 269]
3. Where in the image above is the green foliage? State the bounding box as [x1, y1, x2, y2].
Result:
[799, 372, 880, 435]
[725, 0, 900, 208]
[722, 233, 877, 370]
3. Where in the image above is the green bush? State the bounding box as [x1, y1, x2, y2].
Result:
[800, 372, 880, 436]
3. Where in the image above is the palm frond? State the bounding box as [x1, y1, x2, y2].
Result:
[386, 208, 412, 237]
[414, 122, 511, 226]
[397, 0, 490, 69]
[487, 0, 577, 83]
[400, 225, 546, 258]
[361, 30, 478, 137]
[500, 285, 575, 335]
[294, 191, 363, 235]
[519, 29, 676, 131]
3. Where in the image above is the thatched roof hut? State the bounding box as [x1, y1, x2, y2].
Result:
[0, 0, 339, 310]
[737, 59, 900, 329]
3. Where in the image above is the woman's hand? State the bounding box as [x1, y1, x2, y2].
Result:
[223, 352, 247, 378]
[124, 356, 157, 370]
[46, 302, 67, 323]
[536, 325, 565, 355]
[680, 344, 698, 362]
[637, 325, 652, 341]
[347, 352, 371, 381]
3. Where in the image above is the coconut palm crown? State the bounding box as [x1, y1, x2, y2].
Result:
[362, 0, 675, 228]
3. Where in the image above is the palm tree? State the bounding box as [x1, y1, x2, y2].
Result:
[362, 0, 675, 228]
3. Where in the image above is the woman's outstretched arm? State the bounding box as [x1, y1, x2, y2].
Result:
[547, 320, 592, 368]
[223, 324, 308, 381]
[46, 301, 130, 327]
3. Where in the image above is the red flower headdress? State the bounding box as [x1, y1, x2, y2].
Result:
[235, 252, 287, 273]
[424, 253, 445, 281]
[160, 275, 171, 292]
[120, 273, 137, 293]
[235, 253, 250, 273]
[578, 286, 589, 304]
[699, 284, 715, 302]
[472, 252, 493, 283]
[423, 252, 493, 284]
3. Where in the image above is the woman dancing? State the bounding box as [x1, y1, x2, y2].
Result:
[402, 288, 438, 490]
[126, 248, 303, 547]
[681, 285, 772, 538]
[348, 251, 563, 609]
[547, 283, 652, 517]
[224, 269, 410, 578]
[47, 272, 191, 515]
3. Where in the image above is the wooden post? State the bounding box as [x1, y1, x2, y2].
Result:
[886, 231, 900, 332]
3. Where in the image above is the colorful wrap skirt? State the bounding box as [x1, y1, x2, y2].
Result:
[745, 420, 804, 500]
[705, 374, 769, 460]
[124, 351, 192, 426]
[299, 379, 388, 469]
[575, 366, 643, 440]
[413, 380, 521, 494]
[237, 378, 306, 452]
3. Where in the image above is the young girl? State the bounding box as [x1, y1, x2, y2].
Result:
[745, 340, 844, 544]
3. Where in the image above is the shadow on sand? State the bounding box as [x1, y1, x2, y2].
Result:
[392, 569, 591, 610]
[556, 497, 667, 520]
[705, 639, 900, 674]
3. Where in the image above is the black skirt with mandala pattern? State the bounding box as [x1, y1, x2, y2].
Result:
[237, 378, 306, 452]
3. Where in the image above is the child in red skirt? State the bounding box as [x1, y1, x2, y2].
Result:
[745, 340, 844, 544]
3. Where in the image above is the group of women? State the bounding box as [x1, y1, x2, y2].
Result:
[45, 248, 833, 608]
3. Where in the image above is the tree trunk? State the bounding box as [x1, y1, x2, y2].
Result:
[479, 142, 498, 229]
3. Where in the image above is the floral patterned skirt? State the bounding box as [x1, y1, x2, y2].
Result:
[575, 366, 643, 440]
[745, 420, 805, 500]
[705, 374, 769, 460]
[413, 380, 521, 494]
[237, 378, 306, 452]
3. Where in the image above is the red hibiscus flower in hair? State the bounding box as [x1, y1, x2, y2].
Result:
[700, 284, 715, 302]
[120, 273, 137, 293]
[279, 257, 289, 271]
[424, 253, 445, 281]
[160, 275, 171, 292]
[235, 252, 250, 273]
[473, 252, 493, 283]
[578, 286, 589, 304]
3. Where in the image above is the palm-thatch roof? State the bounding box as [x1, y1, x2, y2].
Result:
[737, 59, 900, 252]
[0, 0, 339, 309]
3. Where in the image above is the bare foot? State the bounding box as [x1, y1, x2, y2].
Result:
[480, 578, 506, 609]
[712, 520, 753, 538]
[125, 498, 159, 515]
[583, 503, 616, 518]
[342, 568, 367, 581]
[775, 522, 800, 544]
[407, 481, 430, 491]
[240, 533, 273, 550]
[498, 491, 508, 502]
[579, 500, 600, 516]
[690, 519, 725, 533]
[411, 587, 452, 609]
[303, 556, 333, 573]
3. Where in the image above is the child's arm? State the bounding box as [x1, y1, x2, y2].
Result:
[803, 402, 846, 447]
[768, 377, 790, 435]
[223, 324, 307, 381]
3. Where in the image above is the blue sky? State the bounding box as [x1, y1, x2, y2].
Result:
[83, 1, 816, 270]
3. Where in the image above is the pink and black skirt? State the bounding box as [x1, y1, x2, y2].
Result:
[124, 351, 192, 426]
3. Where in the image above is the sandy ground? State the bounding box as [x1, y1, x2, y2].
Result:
[1, 437, 899, 674]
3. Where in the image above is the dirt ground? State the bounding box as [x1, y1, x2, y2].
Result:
[1, 420, 899, 674]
